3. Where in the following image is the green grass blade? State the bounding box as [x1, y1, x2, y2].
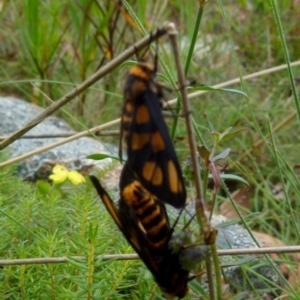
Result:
[270, 0, 300, 126]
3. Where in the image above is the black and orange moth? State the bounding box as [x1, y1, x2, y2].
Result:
[90, 166, 189, 298]
[120, 62, 186, 209]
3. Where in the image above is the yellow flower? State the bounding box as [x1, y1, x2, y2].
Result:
[49, 165, 68, 184]
[49, 164, 86, 185]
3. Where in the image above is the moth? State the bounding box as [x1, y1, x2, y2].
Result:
[90, 166, 189, 298]
[120, 62, 186, 209]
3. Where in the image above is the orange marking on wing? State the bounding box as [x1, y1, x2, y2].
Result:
[102, 194, 122, 228]
[136, 105, 150, 124]
[125, 102, 134, 112]
[129, 234, 142, 251]
[131, 133, 150, 150]
[168, 160, 179, 193]
[178, 181, 183, 193]
[143, 161, 156, 181]
[151, 131, 165, 152]
[152, 165, 163, 185]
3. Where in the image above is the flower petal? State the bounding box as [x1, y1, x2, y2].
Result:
[68, 170, 86, 185]
[49, 172, 68, 184]
[52, 164, 68, 174]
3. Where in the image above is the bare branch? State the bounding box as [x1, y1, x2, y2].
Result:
[0, 246, 299, 266]
[0, 130, 119, 140]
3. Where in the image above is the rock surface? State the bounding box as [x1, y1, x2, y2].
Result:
[0, 96, 115, 180]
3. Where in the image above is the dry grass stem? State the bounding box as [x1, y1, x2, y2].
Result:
[1, 246, 299, 266]
[0, 130, 119, 141]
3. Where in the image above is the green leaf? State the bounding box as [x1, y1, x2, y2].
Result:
[221, 255, 257, 268]
[230, 292, 251, 300]
[218, 127, 249, 144]
[208, 174, 249, 186]
[219, 126, 233, 139]
[117, 60, 137, 73]
[217, 212, 261, 228]
[211, 131, 220, 142]
[188, 85, 249, 99]
[204, 113, 215, 132]
[197, 145, 210, 161]
[87, 153, 119, 161]
[36, 180, 51, 195]
[189, 279, 207, 296]
[157, 72, 172, 85]
[67, 257, 88, 269]
[88, 223, 98, 242]
[23, 0, 40, 56]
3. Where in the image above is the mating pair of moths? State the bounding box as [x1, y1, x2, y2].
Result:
[90, 61, 189, 298]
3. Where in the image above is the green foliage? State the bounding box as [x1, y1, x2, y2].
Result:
[0, 164, 163, 298]
[1, 0, 300, 298]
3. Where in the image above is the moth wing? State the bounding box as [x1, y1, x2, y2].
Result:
[90, 175, 189, 298]
[89, 175, 160, 274]
[126, 93, 186, 208]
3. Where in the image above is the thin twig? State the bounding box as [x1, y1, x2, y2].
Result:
[167, 25, 203, 206]
[0, 130, 119, 140]
[168, 60, 300, 106]
[168, 24, 220, 300]
[0, 22, 175, 151]
[1, 246, 299, 266]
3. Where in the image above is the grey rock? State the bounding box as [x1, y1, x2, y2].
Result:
[0, 96, 115, 180]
